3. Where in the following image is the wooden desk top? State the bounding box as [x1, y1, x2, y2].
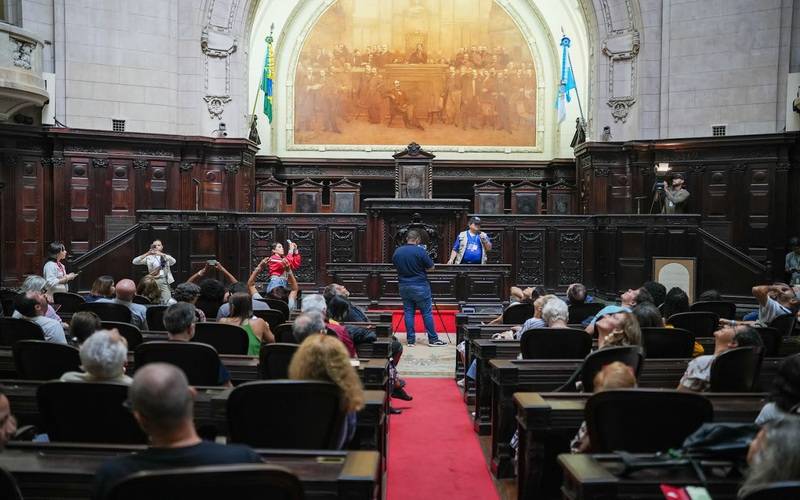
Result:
[1, 442, 381, 500]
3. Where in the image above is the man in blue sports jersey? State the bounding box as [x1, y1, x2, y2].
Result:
[447, 217, 492, 265]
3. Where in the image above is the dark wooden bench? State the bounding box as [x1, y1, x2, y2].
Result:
[487, 357, 781, 479]
[3, 380, 387, 459]
[0, 442, 382, 500]
[558, 452, 744, 499]
[0, 344, 390, 387]
[515, 392, 764, 499]
[454, 313, 503, 383]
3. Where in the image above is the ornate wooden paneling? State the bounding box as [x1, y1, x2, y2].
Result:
[516, 230, 545, 286]
[557, 230, 584, 286]
[330, 228, 358, 264]
[287, 227, 318, 284]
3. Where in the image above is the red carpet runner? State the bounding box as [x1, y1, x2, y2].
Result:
[387, 378, 499, 500]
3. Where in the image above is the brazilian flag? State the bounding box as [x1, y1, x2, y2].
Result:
[261, 35, 274, 123]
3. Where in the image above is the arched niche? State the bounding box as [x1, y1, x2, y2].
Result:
[246, 0, 595, 160]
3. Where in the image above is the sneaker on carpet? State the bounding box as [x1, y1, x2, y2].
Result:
[428, 340, 447, 347]
[407, 342, 416, 347]
[392, 387, 413, 401]
[457, 378, 465, 388]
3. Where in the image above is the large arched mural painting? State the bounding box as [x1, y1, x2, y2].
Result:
[293, 0, 538, 147]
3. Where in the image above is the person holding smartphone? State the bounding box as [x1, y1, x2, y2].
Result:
[43, 241, 78, 296]
[265, 240, 301, 294]
[132, 239, 176, 304]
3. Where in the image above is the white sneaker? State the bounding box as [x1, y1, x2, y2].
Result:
[457, 378, 465, 388]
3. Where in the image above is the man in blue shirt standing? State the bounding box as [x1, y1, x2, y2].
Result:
[447, 216, 492, 265]
[392, 230, 447, 347]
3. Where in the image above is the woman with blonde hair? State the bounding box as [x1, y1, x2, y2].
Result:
[594, 309, 642, 348]
[136, 275, 162, 305]
[289, 335, 365, 448]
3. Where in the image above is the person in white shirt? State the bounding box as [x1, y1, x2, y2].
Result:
[61, 329, 132, 385]
[13, 291, 67, 344]
[132, 240, 176, 303]
[42, 242, 77, 296]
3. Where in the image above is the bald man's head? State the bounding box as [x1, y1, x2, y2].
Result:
[115, 279, 136, 301]
[129, 363, 193, 433]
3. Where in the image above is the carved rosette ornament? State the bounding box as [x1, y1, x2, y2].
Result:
[179, 162, 195, 172]
[224, 163, 240, 175]
[132, 159, 149, 170]
[92, 158, 109, 169]
[594, 167, 610, 177]
[203, 95, 232, 119]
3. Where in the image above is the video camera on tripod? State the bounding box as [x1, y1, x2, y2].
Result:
[649, 162, 673, 213]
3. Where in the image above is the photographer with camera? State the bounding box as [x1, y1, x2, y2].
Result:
[132, 239, 176, 303]
[660, 173, 690, 214]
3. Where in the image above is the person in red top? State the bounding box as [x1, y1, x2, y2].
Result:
[266, 241, 301, 294]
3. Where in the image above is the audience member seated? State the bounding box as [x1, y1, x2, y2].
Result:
[163, 303, 231, 387]
[324, 283, 369, 322]
[13, 292, 67, 344]
[215, 282, 269, 320]
[698, 289, 722, 302]
[642, 281, 667, 308]
[292, 311, 327, 343]
[60, 329, 132, 384]
[756, 354, 800, 425]
[0, 386, 17, 449]
[15, 275, 63, 323]
[585, 287, 653, 335]
[632, 302, 664, 328]
[85, 275, 115, 303]
[301, 294, 356, 357]
[289, 334, 366, 449]
[172, 282, 206, 322]
[137, 275, 164, 306]
[68, 310, 102, 344]
[195, 278, 227, 319]
[570, 361, 637, 453]
[739, 418, 800, 497]
[518, 294, 560, 336]
[678, 324, 762, 392]
[92, 363, 262, 500]
[542, 299, 569, 328]
[326, 295, 372, 343]
[662, 286, 690, 320]
[261, 264, 300, 311]
[751, 283, 798, 326]
[487, 286, 543, 325]
[218, 293, 274, 356]
[593, 307, 642, 349]
[565, 283, 594, 306]
[661, 287, 704, 356]
[97, 279, 148, 330]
